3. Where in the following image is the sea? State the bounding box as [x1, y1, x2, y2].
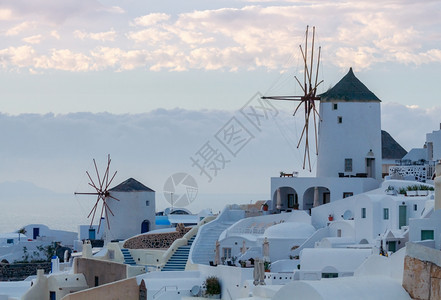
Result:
[0, 192, 268, 234]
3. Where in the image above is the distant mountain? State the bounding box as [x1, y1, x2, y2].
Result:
[0, 181, 64, 199]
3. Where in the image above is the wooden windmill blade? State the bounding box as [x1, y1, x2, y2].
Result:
[74, 154, 119, 233]
[261, 25, 322, 172]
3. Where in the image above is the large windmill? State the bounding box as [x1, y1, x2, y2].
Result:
[262, 26, 323, 171]
[74, 155, 119, 233]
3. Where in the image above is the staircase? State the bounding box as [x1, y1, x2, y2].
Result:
[190, 221, 236, 265]
[121, 248, 137, 266]
[162, 236, 196, 271]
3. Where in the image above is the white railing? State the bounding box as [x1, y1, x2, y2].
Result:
[153, 285, 178, 299]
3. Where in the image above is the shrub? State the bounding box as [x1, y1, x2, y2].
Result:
[205, 276, 221, 295]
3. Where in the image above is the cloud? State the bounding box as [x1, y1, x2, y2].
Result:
[5, 21, 33, 36]
[0, 103, 439, 194]
[22, 34, 43, 44]
[74, 29, 117, 42]
[132, 13, 170, 27]
[0, 1, 440, 72]
[0, 0, 123, 25]
[381, 102, 441, 151]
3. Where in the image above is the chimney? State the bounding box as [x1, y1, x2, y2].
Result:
[435, 162, 441, 210]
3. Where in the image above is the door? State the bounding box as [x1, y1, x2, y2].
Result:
[323, 192, 330, 204]
[399, 206, 407, 229]
[287, 194, 294, 208]
[388, 241, 396, 252]
[88, 228, 96, 240]
[141, 220, 150, 233]
[33, 227, 40, 240]
[366, 157, 375, 178]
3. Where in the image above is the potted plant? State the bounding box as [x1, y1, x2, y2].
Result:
[264, 261, 271, 272]
[204, 276, 221, 298]
[262, 203, 268, 211]
[385, 186, 396, 195]
[406, 185, 417, 197]
[328, 214, 334, 221]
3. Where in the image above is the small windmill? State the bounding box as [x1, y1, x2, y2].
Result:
[262, 25, 323, 171]
[74, 154, 119, 233]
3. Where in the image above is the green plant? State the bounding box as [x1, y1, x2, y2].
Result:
[264, 261, 271, 272]
[385, 185, 394, 192]
[205, 276, 221, 295]
[21, 246, 29, 263]
[398, 188, 407, 195]
[36, 244, 56, 261]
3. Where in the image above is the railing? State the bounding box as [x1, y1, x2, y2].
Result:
[153, 285, 178, 299]
[158, 215, 215, 270]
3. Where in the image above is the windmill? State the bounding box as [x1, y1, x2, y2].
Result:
[74, 154, 119, 233]
[262, 25, 323, 171]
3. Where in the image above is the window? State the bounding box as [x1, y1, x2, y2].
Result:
[421, 230, 434, 241]
[108, 250, 115, 259]
[322, 273, 338, 278]
[383, 208, 389, 220]
[343, 192, 353, 198]
[6, 239, 13, 244]
[333, 103, 338, 110]
[344, 159, 352, 172]
[414, 204, 417, 211]
[361, 208, 366, 219]
[222, 248, 232, 259]
[146, 200, 149, 206]
[94, 276, 99, 287]
[337, 116, 343, 123]
[337, 229, 342, 237]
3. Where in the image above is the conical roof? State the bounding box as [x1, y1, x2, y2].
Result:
[320, 68, 380, 102]
[109, 178, 155, 192]
[381, 130, 407, 159]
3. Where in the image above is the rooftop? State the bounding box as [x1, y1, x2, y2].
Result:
[382, 130, 408, 159]
[320, 68, 380, 102]
[109, 178, 155, 192]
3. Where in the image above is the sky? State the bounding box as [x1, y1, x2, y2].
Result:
[0, 0, 441, 232]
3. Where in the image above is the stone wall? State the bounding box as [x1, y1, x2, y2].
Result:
[403, 256, 441, 300]
[74, 257, 127, 288]
[123, 224, 190, 249]
[62, 277, 140, 300]
[0, 262, 50, 281]
[403, 242, 441, 300]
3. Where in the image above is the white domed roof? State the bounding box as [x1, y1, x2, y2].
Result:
[263, 222, 315, 239]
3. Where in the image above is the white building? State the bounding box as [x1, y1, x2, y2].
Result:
[271, 68, 383, 211]
[317, 68, 382, 181]
[105, 178, 156, 241]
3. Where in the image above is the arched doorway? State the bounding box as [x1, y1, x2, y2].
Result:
[272, 187, 298, 211]
[303, 186, 330, 211]
[141, 220, 150, 233]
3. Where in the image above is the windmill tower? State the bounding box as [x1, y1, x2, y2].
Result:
[107, 178, 156, 241]
[316, 68, 382, 180]
[75, 156, 156, 241]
